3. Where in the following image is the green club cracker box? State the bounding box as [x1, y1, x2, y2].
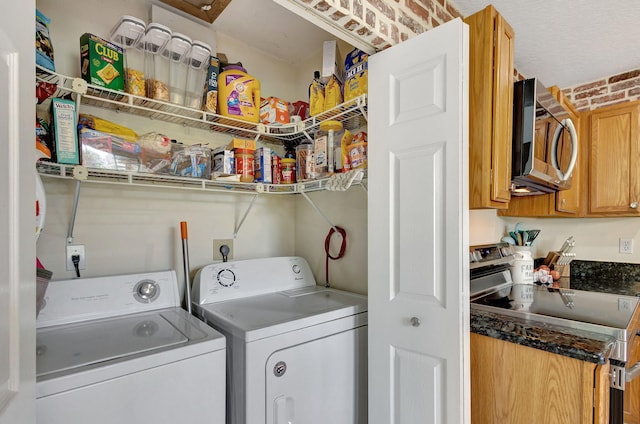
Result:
[80, 33, 125, 91]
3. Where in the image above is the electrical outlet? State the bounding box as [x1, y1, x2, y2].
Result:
[619, 298, 633, 312]
[619, 238, 634, 254]
[213, 239, 234, 261]
[66, 245, 86, 271]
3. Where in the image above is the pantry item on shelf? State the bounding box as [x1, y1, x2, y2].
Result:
[109, 16, 147, 96]
[137, 132, 172, 161]
[218, 63, 261, 123]
[291, 100, 309, 120]
[143, 23, 172, 101]
[50, 98, 79, 165]
[78, 114, 138, 142]
[271, 153, 282, 184]
[169, 144, 211, 178]
[79, 128, 143, 172]
[281, 158, 296, 184]
[316, 120, 343, 177]
[227, 138, 256, 151]
[212, 145, 234, 175]
[296, 139, 314, 182]
[184, 40, 211, 109]
[80, 33, 125, 91]
[36, 80, 57, 104]
[323, 74, 343, 111]
[166, 33, 193, 105]
[203, 56, 220, 113]
[321, 40, 343, 84]
[36, 9, 55, 71]
[343, 47, 368, 102]
[36, 118, 51, 155]
[309, 71, 325, 116]
[347, 131, 367, 169]
[235, 148, 255, 183]
[260, 97, 290, 125]
[254, 147, 272, 183]
[336, 129, 354, 172]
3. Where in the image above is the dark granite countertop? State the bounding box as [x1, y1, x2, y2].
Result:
[470, 306, 616, 364]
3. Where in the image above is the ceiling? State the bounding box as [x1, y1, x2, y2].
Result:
[207, 0, 640, 89]
[455, 1, 640, 88]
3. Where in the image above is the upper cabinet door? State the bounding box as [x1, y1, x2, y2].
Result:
[587, 101, 640, 215]
[368, 18, 469, 424]
[465, 5, 514, 209]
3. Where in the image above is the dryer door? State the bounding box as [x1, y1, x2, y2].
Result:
[265, 326, 367, 424]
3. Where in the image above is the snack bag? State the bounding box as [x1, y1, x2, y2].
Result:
[309, 77, 325, 117]
[36, 9, 55, 71]
[323, 75, 343, 111]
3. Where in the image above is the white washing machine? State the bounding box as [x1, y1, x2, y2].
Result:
[192, 256, 368, 424]
[36, 270, 226, 424]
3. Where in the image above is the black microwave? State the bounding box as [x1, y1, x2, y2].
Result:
[511, 78, 578, 196]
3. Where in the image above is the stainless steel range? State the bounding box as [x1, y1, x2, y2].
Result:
[469, 243, 640, 424]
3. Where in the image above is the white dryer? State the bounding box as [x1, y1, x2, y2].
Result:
[36, 270, 226, 424]
[192, 256, 368, 424]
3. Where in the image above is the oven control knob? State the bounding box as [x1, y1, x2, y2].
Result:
[134, 279, 160, 303]
[217, 269, 236, 287]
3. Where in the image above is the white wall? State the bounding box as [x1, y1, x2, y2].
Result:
[471, 209, 640, 264]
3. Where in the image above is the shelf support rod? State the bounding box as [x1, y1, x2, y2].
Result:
[300, 191, 339, 232]
[233, 193, 260, 238]
[66, 180, 82, 244]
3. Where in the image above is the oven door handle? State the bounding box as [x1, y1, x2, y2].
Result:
[626, 361, 640, 382]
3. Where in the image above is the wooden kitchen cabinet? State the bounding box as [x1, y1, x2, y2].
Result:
[471, 333, 610, 424]
[464, 5, 515, 209]
[499, 86, 583, 217]
[583, 100, 640, 216]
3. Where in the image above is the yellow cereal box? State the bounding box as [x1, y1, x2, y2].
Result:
[343, 48, 368, 102]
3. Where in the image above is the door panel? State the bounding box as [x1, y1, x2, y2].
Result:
[368, 18, 469, 424]
[0, 1, 36, 422]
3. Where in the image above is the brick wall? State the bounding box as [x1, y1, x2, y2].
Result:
[561, 69, 640, 112]
[297, 0, 461, 49]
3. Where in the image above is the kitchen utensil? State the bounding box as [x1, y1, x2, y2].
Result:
[501, 236, 516, 245]
[525, 229, 541, 245]
[521, 231, 529, 246]
[515, 222, 524, 233]
[180, 221, 192, 315]
[516, 232, 523, 246]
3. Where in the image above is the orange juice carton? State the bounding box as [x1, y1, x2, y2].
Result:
[260, 97, 290, 124]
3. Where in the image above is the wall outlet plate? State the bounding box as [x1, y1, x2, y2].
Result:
[619, 238, 634, 254]
[66, 244, 86, 271]
[213, 239, 234, 261]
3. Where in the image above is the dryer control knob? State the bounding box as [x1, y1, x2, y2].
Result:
[134, 279, 160, 303]
[217, 269, 236, 287]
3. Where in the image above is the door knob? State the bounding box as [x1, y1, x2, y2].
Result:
[631, 202, 638, 209]
[410, 317, 421, 327]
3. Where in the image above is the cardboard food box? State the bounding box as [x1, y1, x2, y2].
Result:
[80, 33, 125, 91]
[212, 146, 235, 175]
[321, 40, 343, 84]
[50, 98, 79, 164]
[203, 56, 220, 113]
[343, 48, 368, 102]
[260, 97, 290, 125]
[227, 138, 256, 151]
[254, 147, 272, 183]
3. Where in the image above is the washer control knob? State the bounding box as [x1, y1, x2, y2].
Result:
[292, 264, 301, 274]
[134, 279, 160, 303]
[217, 269, 236, 287]
[410, 317, 421, 327]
